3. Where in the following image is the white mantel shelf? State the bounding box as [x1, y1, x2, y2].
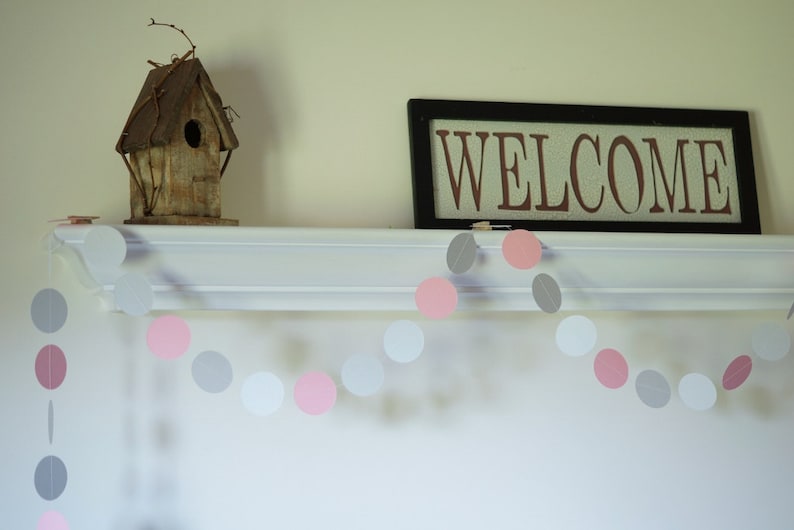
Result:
[50, 224, 794, 313]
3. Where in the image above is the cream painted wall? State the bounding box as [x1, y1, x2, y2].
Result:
[1, 1, 793, 529]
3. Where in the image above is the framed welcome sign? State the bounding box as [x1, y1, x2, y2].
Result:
[407, 99, 760, 233]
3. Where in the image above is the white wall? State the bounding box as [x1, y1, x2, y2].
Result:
[1, 1, 793, 529]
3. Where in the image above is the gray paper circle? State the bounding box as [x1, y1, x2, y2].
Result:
[114, 273, 154, 316]
[31, 288, 68, 333]
[34, 455, 68, 500]
[446, 233, 478, 274]
[532, 273, 562, 313]
[635, 369, 671, 408]
[192, 350, 233, 393]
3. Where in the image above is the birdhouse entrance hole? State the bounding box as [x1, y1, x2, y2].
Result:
[184, 119, 203, 148]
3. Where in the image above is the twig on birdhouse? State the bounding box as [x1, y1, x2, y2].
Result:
[148, 18, 196, 58]
[146, 84, 162, 214]
[116, 19, 199, 216]
[224, 105, 240, 123]
[220, 150, 233, 178]
[219, 107, 239, 178]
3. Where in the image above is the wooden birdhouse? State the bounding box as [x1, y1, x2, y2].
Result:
[118, 57, 239, 225]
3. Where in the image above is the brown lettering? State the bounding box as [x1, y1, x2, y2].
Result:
[696, 140, 731, 214]
[607, 136, 643, 214]
[644, 138, 695, 214]
[495, 132, 531, 211]
[435, 130, 489, 211]
[532, 134, 569, 212]
[570, 134, 604, 213]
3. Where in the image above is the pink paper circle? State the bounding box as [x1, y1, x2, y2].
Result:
[722, 354, 752, 390]
[38, 511, 69, 530]
[147, 315, 191, 359]
[35, 345, 67, 390]
[501, 230, 542, 270]
[594, 348, 629, 389]
[294, 371, 337, 415]
[415, 277, 458, 319]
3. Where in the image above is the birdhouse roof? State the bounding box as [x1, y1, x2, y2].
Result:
[119, 58, 239, 154]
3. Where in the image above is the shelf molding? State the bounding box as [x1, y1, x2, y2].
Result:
[50, 224, 794, 312]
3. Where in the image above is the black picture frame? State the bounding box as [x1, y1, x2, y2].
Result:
[408, 98, 760, 233]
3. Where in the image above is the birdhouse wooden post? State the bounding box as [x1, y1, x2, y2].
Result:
[118, 58, 239, 225]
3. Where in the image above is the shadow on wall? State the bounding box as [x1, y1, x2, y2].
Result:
[210, 56, 293, 227]
[748, 111, 772, 234]
[111, 317, 187, 530]
[259, 312, 546, 423]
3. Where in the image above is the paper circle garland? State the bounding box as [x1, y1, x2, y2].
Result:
[241, 372, 284, 416]
[37, 511, 69, 530]
[447, 232, 478, 274]
[44, 226, 793, 530]
[31, 287, 69, 523]
[635, 370, 672, 408]
[114, 272, 154, 316]
[532, 273, 562, 313]
[415, 276, 458, 319]
[342, 354, 385, 397]
[147, 315, 191, 359]
[35, 345, 67, 390]
[383, 319, 425, 363]
[31, 288, 68, 334]
[722, 355, 752, 391]
[48, 401, 54, 444]
[751, 322, 790, 361]
[34, 455, 68, 500]
[126, 229, 793, 413]
[555, 315, 598, 357]
[678, 373, 717, 411]
[192, 351, 233, 393]
[82, 226, 127, 269]
[41, 226, 794, 420]
[502, 229, 542, 269]
[593, 348, 629, 389]
[294, 371, 337, 415]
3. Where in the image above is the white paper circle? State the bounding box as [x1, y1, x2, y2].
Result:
[241, 372, 284, 416]
[678, 373, 717, 411]
[383, 320, 424, 363]
[341, 354, 385, 396]
[82, 226, 127, 269]
[114, 273, 153, 316]
[555, 315, 597, 357]
[751, 322, 791, 361]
